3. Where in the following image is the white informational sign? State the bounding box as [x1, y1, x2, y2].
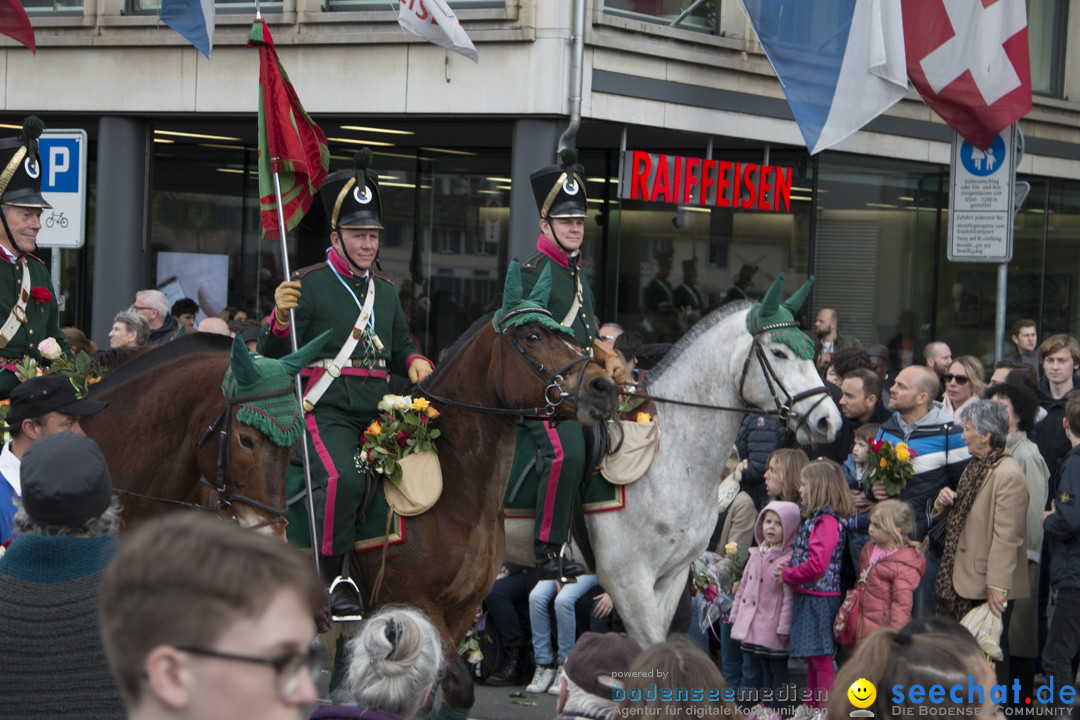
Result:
[947, 125, 1016, 263]
[36, 129, 88, 249]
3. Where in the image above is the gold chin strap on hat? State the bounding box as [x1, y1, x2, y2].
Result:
[0, 146, 27, 200]
[331, 176, 358, 230]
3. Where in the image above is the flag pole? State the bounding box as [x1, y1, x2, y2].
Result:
[272, 167, 322, 576]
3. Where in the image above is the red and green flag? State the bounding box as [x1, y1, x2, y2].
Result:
[0, 0, 35, 54]
[248, 18, 329, 241]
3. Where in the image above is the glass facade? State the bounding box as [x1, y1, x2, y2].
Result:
[604, 0, 720, 35]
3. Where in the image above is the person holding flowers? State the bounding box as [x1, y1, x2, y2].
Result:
[872, 365, 970, 618]
[258, 151, 433, 621]
[729, 500, 800, 720]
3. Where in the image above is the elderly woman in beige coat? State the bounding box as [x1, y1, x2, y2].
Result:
[933, 400, 1029, 683]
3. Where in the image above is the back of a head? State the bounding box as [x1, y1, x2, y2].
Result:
[832, 620, 987, 719]
[617, 636, 736, 717]
[341, 605, 444, 719]
[98, 513, 323, 705]
[986, 381, 1040, 433]
[830, 347, 872, 377]
[18, 432, 116, 535]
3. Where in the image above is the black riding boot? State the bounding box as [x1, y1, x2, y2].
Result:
[534, 541, 586, 582]
[487, 645, 529, 687]
[320, 554, 364, 622]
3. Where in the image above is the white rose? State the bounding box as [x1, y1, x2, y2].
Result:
[38, 337, 62, 361]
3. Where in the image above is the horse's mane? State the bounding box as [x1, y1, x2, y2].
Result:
[645, 299, 754, 386]
[423, 311, 496, 384]
[90, 333, 234, 393]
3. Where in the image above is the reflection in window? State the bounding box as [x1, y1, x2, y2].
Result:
[604, 0, 718, 34]
[1027, 0, 1067, 97]
[24, 0, 83, 14]
[129, 0, 282, 14]
[328, 0, 502, 11]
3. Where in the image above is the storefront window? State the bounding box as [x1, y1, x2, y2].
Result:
[814, 155, 946, 370]
[608, 148, 813, 346]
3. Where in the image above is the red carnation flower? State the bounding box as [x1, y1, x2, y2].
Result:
[30, 287, 52, 303]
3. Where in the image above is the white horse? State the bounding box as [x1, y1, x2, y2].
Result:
[505, 281, 841, 645]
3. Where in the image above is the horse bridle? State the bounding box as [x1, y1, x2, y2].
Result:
[417, 307, 596, 419]
[114, 381, 293, 530]
[628, 321, 832, 438]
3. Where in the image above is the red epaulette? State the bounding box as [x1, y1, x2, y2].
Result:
[373, 273, 396, 287]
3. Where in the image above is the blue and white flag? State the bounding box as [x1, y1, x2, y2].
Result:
[740, 0, 907, 154]
[161, 0, 215, 59]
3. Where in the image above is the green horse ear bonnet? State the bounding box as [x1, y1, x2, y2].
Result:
[493, 258, 574, 337]
[745, 273, 816, 360]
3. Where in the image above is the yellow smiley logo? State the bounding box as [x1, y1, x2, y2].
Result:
[848, 678, 876, 709]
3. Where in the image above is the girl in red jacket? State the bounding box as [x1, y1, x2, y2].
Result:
[853, 499, 926, 647]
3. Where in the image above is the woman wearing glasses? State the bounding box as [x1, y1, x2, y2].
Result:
[943, 355, 987, 424]
[312, 606, 443, 720]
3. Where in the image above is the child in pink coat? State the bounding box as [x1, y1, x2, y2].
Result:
[853, 499, 926, 647]
[730, 500, 801, 719]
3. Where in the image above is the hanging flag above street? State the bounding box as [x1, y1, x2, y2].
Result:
[904, 0, 1032, 151]
[398, 0, 478, 63]
[0, 0, 35, 53]
[739, 0, 907, 154]
[160, 0, 215, 59]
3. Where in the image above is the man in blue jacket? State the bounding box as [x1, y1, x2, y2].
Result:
[869, 364, 970, 617]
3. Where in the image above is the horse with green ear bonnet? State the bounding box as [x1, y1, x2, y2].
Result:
[221, 330, 331, 447]
[493, 258, 575, 338]
[745, 273, 815, 360]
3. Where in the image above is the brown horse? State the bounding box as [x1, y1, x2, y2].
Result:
[82, 333, 323, 536]
[352, 314, 617, 714]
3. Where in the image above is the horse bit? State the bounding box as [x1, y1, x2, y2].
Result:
[417, 307, 597, 420]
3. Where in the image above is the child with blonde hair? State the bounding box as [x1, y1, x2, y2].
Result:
[851, 499, 926, 647]
[763, 448, 809, 505]
[777, 459, 853, 720]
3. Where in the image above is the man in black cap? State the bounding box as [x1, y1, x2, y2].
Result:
[0, 374, 108, 546]
[0, 432, 125, 719]
[258, 149, 433, 620]
[506, 148, 623, 581]
[0, 117, 70, 398]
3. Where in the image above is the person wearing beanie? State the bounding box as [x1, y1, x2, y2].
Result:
[257, 149, 433, 622]
[0, 116, 72, 398]
[0, 432, 124, 719]
[554, 632, 643, 720]
[0, 374, 107, 545]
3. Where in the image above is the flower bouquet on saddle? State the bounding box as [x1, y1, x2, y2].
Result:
[358, 394, 441, 486]
[690, 542, 749, 634]
[0, 341, 107, 426]
[865, 438, 917, 497]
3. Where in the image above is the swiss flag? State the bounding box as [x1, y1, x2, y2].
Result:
[0, 0, 34, 54]
[903, 0, 1031, 150]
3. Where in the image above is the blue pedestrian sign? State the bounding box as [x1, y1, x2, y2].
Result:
[947, 125, 1015, 263]
[37, 130, 87, 249]
[959, 134, 1007, 178]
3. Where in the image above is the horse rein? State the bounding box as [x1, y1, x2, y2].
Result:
[114, 382, 294, 531]
[416, 308, 596, 420]
[628, 321, 832, 438]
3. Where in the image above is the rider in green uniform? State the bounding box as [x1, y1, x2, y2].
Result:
[510, 149, 623, 581]
[0, 117, 69, 398]
[258, 151, 434, 620]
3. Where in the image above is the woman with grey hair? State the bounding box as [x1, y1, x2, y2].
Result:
[931, 399, 1029, 683]
[312, 605, 443, 720]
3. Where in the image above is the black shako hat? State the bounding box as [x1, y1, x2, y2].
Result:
[321, 148, 383, 231]
[0, 116, 51, 209]
[530, 147, 588, 219]
[21, 433, 113, 528]
[7, 374, 108, 427]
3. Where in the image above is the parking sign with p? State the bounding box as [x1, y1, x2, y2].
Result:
[37, 130, 87, 249]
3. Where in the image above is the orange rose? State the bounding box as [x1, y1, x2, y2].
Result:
[427, 407, 441, 420]
[880, 457, 888, 467]
[365, 420, 382, 436]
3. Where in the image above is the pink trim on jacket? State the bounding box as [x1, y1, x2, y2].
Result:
[782, 514, 842, 596]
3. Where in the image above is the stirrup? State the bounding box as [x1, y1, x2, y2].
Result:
[328, 575, 364, 622]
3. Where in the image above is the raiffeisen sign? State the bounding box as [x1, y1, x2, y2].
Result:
[620, 150, 793, 212]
